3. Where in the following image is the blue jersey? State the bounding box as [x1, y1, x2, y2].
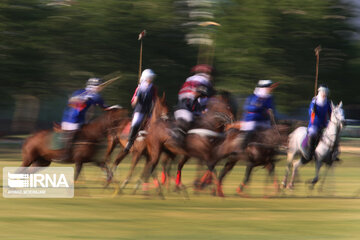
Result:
[308, 97, 332, 130]
[62, 89, 106, 124]
[242, 94, 275, 122]
[134, 83, 157, 114]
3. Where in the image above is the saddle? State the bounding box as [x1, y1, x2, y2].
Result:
[50, 131, 66, 150]
[50, 122, 73, 150]
[120, 121, 148, 140]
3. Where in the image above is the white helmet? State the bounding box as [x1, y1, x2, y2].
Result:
[257, 80, 273, 88]
[140, 69, 156, 83]
[86, 77, 102, 87]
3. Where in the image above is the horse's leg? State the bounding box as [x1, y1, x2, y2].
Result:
[318, 164, 330, 193]
[264, 163, 278, 196]
[288, 158, 303, 189]
[237, 162, 255, 196]
[21, 157, 35, 167]
[141, 143, 162, 195]
[193, 159, 206, 188]
[218, 157, 238, 193]
[74, 160, 84, 182]
[24, 158, 51, 174]
[197, 170, 212, 190]
[311, 156, 323, 186]
[175, 155, 190, 187]
[21, 143, 38, 167]
[160, 154, 171, 186]
[112, 148, 129, 173]
[93, 160, 113, 187]
[121, 150, 143, 190]
[104, 135, 117, 164]
[165, 156, 174, 189]
[282, 150, 295, 188]
[205, 162, 223, 197]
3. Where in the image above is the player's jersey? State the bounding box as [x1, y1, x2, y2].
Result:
[62, 89, 105, 124]
[178, 73, 212, 101]
[242, 94, 275, 122]
[133, 82, 157, 114]
[308, 97, 332, 130]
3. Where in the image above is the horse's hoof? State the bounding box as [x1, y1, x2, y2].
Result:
[158, 191, 165, 200]
[193, 179, 202, 189]
[120, 179, 129, 189]
[131, 190, 138, 195]
[217, 185, 225, 197]
[217, 190, 225, 198]
[236, 187, 249, 198]
[74, 180, 85, 185]
[104, 180, 111, 189]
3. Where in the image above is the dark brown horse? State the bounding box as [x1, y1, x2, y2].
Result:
[142, 95, 234, 195]
[215, 124, 289, 197]
[21, 107, 128, 181]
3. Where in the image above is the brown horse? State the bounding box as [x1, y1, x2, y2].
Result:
[142, 95, 234, 195]
[21, 107, 128, 181]
[109, 94, 175, 191]
[215, 124, 289, 197]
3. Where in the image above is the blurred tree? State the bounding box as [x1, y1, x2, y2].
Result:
[0, 0, 359, 131]
[214, 0, 358, 113]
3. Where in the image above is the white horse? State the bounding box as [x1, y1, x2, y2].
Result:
[282, 101, 345, 189]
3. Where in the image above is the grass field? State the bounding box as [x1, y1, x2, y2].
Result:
[0, 138, 360, 239]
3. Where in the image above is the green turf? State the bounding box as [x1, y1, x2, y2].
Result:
[0, 140, 360, 239]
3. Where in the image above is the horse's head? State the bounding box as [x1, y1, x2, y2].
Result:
[151, 93, 169, 122]
[104, 105, 129, 128]
[331, 101, 345, 129]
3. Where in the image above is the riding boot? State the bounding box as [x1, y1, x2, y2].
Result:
[171, 119, 190, 147]
[307, 135, 317, 162]
[60, 130, 77, 161]
[124, 124, 140, 153]
[241, 130, 254, 150]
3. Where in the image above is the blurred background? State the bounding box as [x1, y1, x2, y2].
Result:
[0, 0, 359, 135]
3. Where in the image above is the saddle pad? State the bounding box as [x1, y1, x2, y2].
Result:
[121, 122, 132, 136]
[301, 134, 308, 149]
[50, 132, 65, 150]
[188, 129, 223, 138]
[300, 134, 310, 156]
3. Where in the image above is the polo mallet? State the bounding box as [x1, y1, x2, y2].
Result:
[314, 45, 322, 96]
[96, 75, 121, 92]
[268, 82, 281, 137]
[138, 30, 146, 83]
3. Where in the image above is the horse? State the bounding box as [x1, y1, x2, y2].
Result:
[141, 94, 234, 196]
[215, 124, 289, 197]
[110, 94, 175, 191]
[20, 106, 128, 182]
[282, 101, 345, 189]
